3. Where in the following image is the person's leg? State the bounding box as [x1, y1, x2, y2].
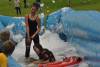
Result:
[33, 45, 44, 60]
[33, 34, 44, 59]
[36, 0, 41, 3]
[15, 7, 18, 15]
[9, 0, 11, 1]
[18, 7, 21, 15]
[33, 34, 43, 48]
[25, 36, 32, 58]
[24, 0, 27, 8]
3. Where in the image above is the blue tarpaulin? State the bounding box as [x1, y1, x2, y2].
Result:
[8, 56, 21, 67]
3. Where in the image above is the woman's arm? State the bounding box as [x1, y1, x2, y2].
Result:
[25, 16, 30, 38]
[31, 16, 41, 38]
[36, 16, 41, 32]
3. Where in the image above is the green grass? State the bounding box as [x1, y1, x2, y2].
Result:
[0, 0, 100, 16]
[72, 0, 100, 11]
